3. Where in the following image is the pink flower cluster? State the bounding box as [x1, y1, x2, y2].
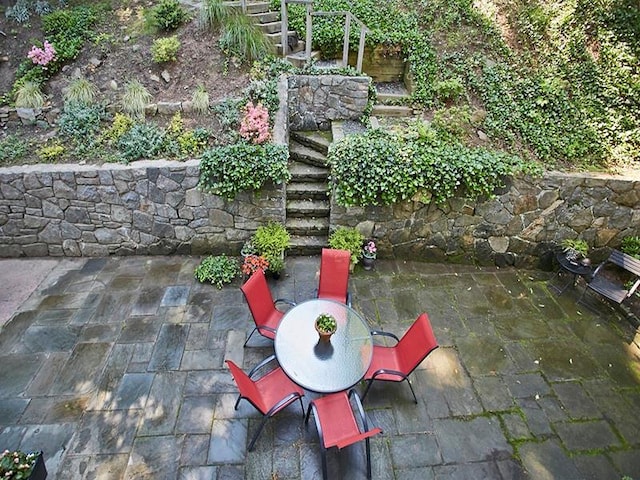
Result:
[27, 41, 56, 67]
[363, 241, 377, 257]
[239, 102, 270, 144]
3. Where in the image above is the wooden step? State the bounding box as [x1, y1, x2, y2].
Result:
[276, 39, 305, 55]
[290, 132, 331, 155]
[289, 160, 329, 182]
[224, 1, 270, 14]
[287, 181, 330, 200]
[286, 199, 330, 217]
[371, 105, 414, 117]
[255, 20, 283, 34]
[288, 234, 328, 255]
[289, 141, 327, 167]
[248, 11, 279, 23]
[285, 217, 330, 236]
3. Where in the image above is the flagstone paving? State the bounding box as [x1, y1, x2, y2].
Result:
[1, 256, 639, 479]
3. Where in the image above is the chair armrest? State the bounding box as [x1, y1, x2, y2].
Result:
[248, 354, 277, 378]
[369, 368, 406, 380]
[346, 291, 352, 307]
[370, 330, 400, 342]
[265, 391, 304, 417]
[627, 278, 640, 297]
[274, 298, 296, 309]
[589, 261, 607, 280]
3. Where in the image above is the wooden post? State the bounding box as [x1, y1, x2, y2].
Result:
[241, 0, 247, 14]
[281, 0, 288, 56]
[356, 25, 366, 72]
[342, 13, 351, 68]
[305, 3, 312, 60]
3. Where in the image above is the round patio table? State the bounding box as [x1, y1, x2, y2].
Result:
[274, 299, 373, 393]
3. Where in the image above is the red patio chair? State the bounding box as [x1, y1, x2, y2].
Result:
[305, 389, 382, 480]
[361, 313, 439, 403]
[240, 269, 295, 347]
[317, 248, 352, 306]
[226, 356, 305, 451]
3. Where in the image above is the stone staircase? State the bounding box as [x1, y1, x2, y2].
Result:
[286, 131, 332, 255]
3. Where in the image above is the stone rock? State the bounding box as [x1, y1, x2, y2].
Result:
[150, 74, 161, 83]
[489, 236, 509, 253]
[62, 239, 82, 256]
[89, 57, 101, 67]
[477, 130, 489, 141]
[109, 80, 118, 90]
[161, 70, 171, 83]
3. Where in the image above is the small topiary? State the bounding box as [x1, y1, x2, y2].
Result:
[150, 0, 189, 31]
[151, 36, 181, 63]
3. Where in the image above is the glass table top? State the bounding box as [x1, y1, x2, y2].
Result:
[274, 299, 373, 393]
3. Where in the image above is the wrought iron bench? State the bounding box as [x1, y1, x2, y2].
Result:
[579, 249, 640, 307]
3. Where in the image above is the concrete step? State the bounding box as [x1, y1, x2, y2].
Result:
[267, 30, 298, 45]
[371, 105, 415, 117]
[224, 1, 270, 14]
[248, 10, 279, 23]
[285, 217, 330, 236]
[286, 199, 330, 217]
[287, 181, 330, 200]
[288, 234, 328, 256]
[289, 160, 329, 182]
[290, 131, 331, 155]
[276, 39, 305, 55]
[289, 141, 327, 168]
[286, 50, 321, 68]
[374, 81, 410, 103]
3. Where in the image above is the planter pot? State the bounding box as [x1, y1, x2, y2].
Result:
[28, 452, 47, 480]
[362, 256, 376, 271]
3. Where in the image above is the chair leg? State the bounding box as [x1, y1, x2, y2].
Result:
[361, 380, 373, 402]
[320, 446, 328, 480]
[406, 378, 418, 404]
[298, 397, 305, 418]
[234, 394, 242, 410]
[243, 327, 258, 347]
[365, 437, 372, 479]
[248, 416, 270, 451]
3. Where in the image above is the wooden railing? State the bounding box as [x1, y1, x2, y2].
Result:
[280, 0, 369, 72]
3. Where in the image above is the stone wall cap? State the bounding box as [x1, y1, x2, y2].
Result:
[0, 159, 200, 175]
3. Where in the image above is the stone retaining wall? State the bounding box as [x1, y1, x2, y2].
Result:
[331, 172, 640, 268]
[0, 160, 285, 257]
[287, 75, 370, 131]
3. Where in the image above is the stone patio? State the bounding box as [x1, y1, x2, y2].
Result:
[1, 255, 639, 479]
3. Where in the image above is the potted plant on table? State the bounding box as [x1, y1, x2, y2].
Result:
[561, 239, 590, 265]
[328, 227, 365, 271]
[315, 313, 337, 342]
[362, 240, 377, 270]
[0, 450, 47, 480]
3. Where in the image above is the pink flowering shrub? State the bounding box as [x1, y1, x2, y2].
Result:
[27, 41, 56, 67]
[239, 102, 270, 144]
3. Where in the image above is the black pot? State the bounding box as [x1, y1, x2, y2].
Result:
[28, 452, 47, 480]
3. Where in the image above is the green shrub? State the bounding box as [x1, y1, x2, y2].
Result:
[57, 102, 105, 140]
[102, 113, 135, 142]
[150, 0, 188, 31]
[252, 222, 290, 273]
[178, 128, 210, 157]
[117, 123, 166, 161]
[199, 142, 290, 199]
[433, 78, 465, 104]
[151, 36, 181, 63]
[121, 80, 152, 120]
[621, 236, 640, 259]
[0, 135, 29, 164]
[64, 77, 98, 105]
[14, 81, 44, 108]
[328, 227, 365, 265]
[42, 6, 98, 69]
[327, 125, 537, 206]
[36, 142, 66, 161]
[194, 254, 239, 288]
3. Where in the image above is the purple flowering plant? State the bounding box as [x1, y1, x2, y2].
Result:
[363, 241, 377, 258]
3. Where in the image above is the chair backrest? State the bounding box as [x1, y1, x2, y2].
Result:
[225, 360, 266, 412]
[396, 313, 439, 374]
[318, 248, 350, 303]
[241, 270, 275, 326]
